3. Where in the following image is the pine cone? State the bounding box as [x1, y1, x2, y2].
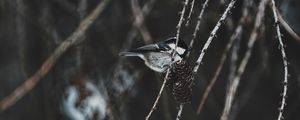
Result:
[167, 61, 193, 104]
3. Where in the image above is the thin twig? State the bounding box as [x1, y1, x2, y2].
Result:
[175, 0, 189, 59]
[270, 0, 289, 120]
[196, 0, 251, 114]
[172, 0, 189, 118]
[75, 0, 87, 68]
[185, 0, 195, 26]
[159, 74, 173, 120]
[196, 21, 243, 115]
[109, 0, 156, 86]
[220, 0, 268, 120]
[186, 0, 211, 58]
[192, 0, 236, 75]
[226, 36, 240, 94]
[126, 0, 156, 48]
[276, 9, 300, 43]
[78, 0, 87, 19]
[0, 0, 110, 111]
[230, 42, 268, 120]
[130, 0, 153, 44]
[176, 104, 184, 120]
[145, 0, 189, 119]
[145, 70, 171, 120]
[227, 37, 240, 91]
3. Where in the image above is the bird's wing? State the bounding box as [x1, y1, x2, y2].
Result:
[131, 44, 160, 53]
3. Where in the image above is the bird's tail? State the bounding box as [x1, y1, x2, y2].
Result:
[119, 52, 140, 57]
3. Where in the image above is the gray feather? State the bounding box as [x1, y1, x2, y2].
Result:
[119, 52, 140, 57]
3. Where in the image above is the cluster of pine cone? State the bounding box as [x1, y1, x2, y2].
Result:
[166, 61, 194, 104]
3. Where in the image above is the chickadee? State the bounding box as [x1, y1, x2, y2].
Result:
[119, 37, 188, 73]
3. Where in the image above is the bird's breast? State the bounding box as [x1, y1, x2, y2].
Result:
[144, 52, 172, 72]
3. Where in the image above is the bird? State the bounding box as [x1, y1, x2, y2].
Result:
[119, 37, 188, 73]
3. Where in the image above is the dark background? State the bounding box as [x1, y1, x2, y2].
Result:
[0, 0, 300, 120]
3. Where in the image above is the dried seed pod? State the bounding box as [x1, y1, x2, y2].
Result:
[173, 80, 192, 103]
[167, 61, 193, 104]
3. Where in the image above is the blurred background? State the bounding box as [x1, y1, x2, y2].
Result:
[0, 0, 300, 120]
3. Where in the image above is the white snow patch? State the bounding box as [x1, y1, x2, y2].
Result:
[62, 81, 107, 120]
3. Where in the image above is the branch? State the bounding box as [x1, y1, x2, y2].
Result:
[145, 0, 189, 119]
[186, 0, 211, 58]
[270, 0, 289, 120]
[175, 0, 189, 59]
[277, 9, 300, 43]
[145, 70, 171, 120]
[176, 104, 184, 120]
[122, 0, 156, 52]
[0, 0, 110, 111]
[230, 43, 268, 120]
[196, 0, 252, 114]
[220, 0, 268, 119]
[130, 0, 153, 44]
[227, 34, 240, 91]
[185, 0, 195, 26]
[159, 74, 172, 120]
[196, 22, 243, 115]
[192, 0, 236, 76]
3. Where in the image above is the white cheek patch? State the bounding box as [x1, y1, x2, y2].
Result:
[169, 43, 176, 49]
[168, 43, 186, 55]
[176, 47, 186, 55]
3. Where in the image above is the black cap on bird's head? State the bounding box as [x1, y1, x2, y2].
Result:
[157, 37, 188, 57]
